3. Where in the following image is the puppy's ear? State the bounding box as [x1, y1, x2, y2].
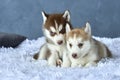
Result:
[66, 23, 71, 33]
[41, 11, 49, 24]
[63, 10, 70, 22]
[84, 22, 91, 36]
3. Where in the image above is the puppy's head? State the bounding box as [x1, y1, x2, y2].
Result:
[42, 10, 72, 45]
[66, 22, 92, 59]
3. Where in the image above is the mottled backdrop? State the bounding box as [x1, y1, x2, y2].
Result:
[0, 0, 120, 39]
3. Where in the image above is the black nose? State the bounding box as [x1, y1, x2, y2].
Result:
[72, 53, 77, 58]
[57, 40, 63, 45]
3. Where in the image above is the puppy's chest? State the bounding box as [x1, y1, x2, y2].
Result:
[47, 44, 65, 58]
[57, 46, 66, 58]
[70, 57, 89, 65]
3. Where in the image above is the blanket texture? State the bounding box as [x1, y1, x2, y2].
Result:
[0, 37, 120, 80]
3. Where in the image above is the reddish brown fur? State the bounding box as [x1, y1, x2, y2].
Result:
[66, 28, 90, 41]
[44, 13, 72, 34]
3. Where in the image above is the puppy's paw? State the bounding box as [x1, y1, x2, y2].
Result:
[56, 59, 63, 67]
[85, 62, 97, 67]
[78, 64, 83, 67]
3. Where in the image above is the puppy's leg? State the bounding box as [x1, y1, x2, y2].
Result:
[78, 64, 82, 67]
[37, 44, 48, 60]
[62, 53, 71, 67]
[71, 62, 84, 67]
[62, 60, 71, 67]
[85, 61, 97, 67]
[56, 59, 62, 67]
[71, 63, 79, 67]
[47, 51, 59, 66]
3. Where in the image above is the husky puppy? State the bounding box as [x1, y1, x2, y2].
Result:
[33, 10, 72, 66]
[64, 22, 112, 67]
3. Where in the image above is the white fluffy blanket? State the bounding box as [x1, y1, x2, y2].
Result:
[0, 37, 120, 80]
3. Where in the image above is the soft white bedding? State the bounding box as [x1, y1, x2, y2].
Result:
[0, 36, 120, 80]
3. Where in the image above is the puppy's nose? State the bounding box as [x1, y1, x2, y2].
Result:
[72, 53, 77, 58]
[57, 40, 63, 45]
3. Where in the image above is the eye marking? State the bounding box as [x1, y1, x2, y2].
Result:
[59, 25, 66, 34]
[69, 43, 72, 48]
[50, 31, 56, 36]
[78, 43, 83, 48]
[59, 24, 63, 31]
[59, 28, 65, 34]
[50, 26, 56, 32]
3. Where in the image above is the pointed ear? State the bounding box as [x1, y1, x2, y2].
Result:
[66, 23, 71, 33]
[41, 11, 49, 24]
[63, 10, 70, 22]
[84, 22, 91, 36]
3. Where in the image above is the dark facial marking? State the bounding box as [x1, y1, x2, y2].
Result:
[50, 31, 57, 36]
[69, 43, 72, 48]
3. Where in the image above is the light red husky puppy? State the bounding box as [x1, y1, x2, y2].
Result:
[33, 10, 72, 66]
[64, 22, 112, 67]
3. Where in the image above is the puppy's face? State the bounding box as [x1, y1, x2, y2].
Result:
[66, 22, 92, 59]
[42, 10, 71, 45]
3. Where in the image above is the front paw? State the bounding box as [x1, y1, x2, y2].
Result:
[71, 63, 79, 68]
[56, 59, 62, 67]
[78, 64, 83, 67]
[85, 62, 97, 67]
[61, 61, 71, 68]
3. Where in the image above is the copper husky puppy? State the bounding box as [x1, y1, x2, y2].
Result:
[33, 10, 72, 66]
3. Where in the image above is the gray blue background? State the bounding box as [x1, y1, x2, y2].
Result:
[0, 0, 120, 39]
